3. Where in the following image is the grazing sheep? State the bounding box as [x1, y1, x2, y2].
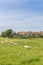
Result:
[24, 45, 31, 49]
[13, 43, 18, 45]
[2, 42, 4, 44]
[10, 42, 13, 45]
[5, 40, 11, 43]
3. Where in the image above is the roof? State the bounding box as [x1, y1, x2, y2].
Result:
[32, 32, 40, 35]
[17, 31, 43, 35]
[17, 32, 30, 34]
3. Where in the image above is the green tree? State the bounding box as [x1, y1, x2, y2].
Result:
[5, 29, 12, 38]
[1, 32, 6, 37]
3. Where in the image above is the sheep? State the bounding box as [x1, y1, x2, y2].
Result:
[2, 42, 5, 44]
[24, 45, 31, 49]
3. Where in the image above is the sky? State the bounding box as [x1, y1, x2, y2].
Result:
[0, 0, 43, 33]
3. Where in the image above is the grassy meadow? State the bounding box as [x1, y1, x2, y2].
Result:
[0, 38, 43, 65]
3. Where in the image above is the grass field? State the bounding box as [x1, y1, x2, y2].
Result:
[0, 38, 43, 65]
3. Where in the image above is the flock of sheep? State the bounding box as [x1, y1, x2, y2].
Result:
[1, 38, 31, 49]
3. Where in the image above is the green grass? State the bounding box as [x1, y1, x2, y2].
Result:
[0, 38, 43, 65]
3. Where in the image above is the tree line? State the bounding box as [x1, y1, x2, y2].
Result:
[1, 29, 43, 38]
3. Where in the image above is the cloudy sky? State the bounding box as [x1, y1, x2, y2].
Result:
[0, 0, 43, 33]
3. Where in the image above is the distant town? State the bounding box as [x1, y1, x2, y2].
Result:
[17, 31, 43, 38]
[1, 29, 43, 38]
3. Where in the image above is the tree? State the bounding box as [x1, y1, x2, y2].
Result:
[10, 31, 16, 38]
[1, 32, 6, 37]
[1, 29, 16, 38]
[5, 29, 12, 38]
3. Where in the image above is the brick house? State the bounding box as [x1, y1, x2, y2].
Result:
[17, 31, 43, 38]
[40, 31, 43, 37]
[17, 32, 31, 38]
[32, 32, 40, 37]
[18, 31, 32, 37]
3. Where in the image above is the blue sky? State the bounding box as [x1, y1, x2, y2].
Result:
[0, 0, 43, 33]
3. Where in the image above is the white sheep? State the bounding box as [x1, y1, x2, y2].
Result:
[2, 42, 4, 44]
[24, 45, 31, 49]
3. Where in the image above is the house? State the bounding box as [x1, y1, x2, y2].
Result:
[17, 31, 33, 38]
[17, 31, 43, 38]
[32, 32, 40, 37]
[40, 31, 43, 37]
[17, 32, 31, 38]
